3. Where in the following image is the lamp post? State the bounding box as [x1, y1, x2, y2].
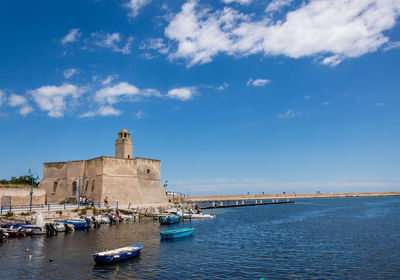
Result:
[27, 168, 39, 213]
[75, 177, 85, 208]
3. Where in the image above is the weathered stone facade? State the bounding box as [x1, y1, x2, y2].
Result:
[39, 130, 168, 206]
[0, 188, 46, 206]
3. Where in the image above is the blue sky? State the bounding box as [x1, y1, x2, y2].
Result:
[0, 0, 399, 195]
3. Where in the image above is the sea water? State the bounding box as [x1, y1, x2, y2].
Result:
[1, 196, 400, 279]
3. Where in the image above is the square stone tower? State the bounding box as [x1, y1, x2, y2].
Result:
[115, 129, 133, 159]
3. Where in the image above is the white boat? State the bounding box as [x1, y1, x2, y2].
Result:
[120, 214, 139, 221]
[183, 209, 215, 219]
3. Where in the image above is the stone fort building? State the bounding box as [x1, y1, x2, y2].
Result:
[39, 129, 168, 206]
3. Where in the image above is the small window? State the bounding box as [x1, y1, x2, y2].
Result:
[53, 182, 58, 193]
[92, 181, 95, 191]
[128, 155, 130, 159]
[147, 169, 150, 174]
[124, 133, 127, 138]
[85, 181, 89, 192]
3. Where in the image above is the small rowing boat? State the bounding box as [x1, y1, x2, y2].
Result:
[92, 243, 143, 265]
[160, 228, 194, 239]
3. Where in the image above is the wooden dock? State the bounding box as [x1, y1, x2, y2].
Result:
[200, 200, 294, 209]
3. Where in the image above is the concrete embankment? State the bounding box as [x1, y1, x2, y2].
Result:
[187, 191, 400, 203]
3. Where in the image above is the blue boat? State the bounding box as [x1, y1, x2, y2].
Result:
[160, 228, 195, 239]
[159, 215, 181, 225]
[60, 220, 90, 229]
[93, 243, 143, 265]
[5, 223, 46, 235]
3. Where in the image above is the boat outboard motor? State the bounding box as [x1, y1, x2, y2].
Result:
[91, 216, 100, 228]
[45, 223, 57, 236]
[0, 229, 8, 241]
[64, 223, 73, 232]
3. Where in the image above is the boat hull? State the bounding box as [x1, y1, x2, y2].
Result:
[160, 228, 194, 239]
[159, 215, 181, 225]
[60, 221, 90, 229]
[93, 243, 142, 265]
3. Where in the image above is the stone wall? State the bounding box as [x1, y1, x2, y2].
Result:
[0, 188, 46, 206]
[135, 158, 168, 205]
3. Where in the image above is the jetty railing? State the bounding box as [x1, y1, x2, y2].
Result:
[0, 201, 118, 214]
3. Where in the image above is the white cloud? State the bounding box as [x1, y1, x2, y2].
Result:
[278, 109, 301, 118]
[125, 0, 152, 18]
[81, 106, 122, 118]
[222, 0, 252, 4]
[61, 28, 81, 45]
[167, 87, 198, 101]
[136, 110, 144, 119]
[18, 106, 33, 116]
[383, 41, 400, 51]
[101, 75, 116, 85]
[265, 0, 295, 13]
[94, 82, 160, 105]
[216, 82, 229, 90]
[0, 90, 5, 106]
[9, 94, 27, 107]
[376, 102, 384, 106]
[247, 78, 270, 87]
[140, 38, 170, 55]
[165, 0, 400, 66]
[63, 68, 78, 79]
[29, 83, 84, 118]
[8, 94, 33, 116]
[94, 82, 140, 104]
[322, 102, 330, 106]
[98, 106, 121, 116]
[91, 32, 133, 54]
[304, 95, 311, 99]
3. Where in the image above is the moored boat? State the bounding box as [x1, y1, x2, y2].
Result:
[183, 209, 215, 219]
[1, 227, 25, 237]
[60, 220, 90, 229]
[92, 243, 143, 265]
[160, 228, 194, 239]
[159, 214, 181, 225]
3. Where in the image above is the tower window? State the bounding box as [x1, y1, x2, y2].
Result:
[147, 169, 150, 174]
[53, 182, 58, 193]
[85, 181, 89, 192]
[92, 180, 95, 191]
[128, 155, 130, 159]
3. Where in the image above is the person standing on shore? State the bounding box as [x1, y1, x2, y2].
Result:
[104, 196, 108, 206]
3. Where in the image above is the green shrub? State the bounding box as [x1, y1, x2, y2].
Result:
[72, 208, 79, 212]
[59, 200, 66, 204]
[5, 212, 14, 217]
[56, 210, 62, 215]
[20, 212, 30, 216]
[93, 208, 98, 215]
[79, 209, 87, 215]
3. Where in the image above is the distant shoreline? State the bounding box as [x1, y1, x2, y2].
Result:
[187, 191, 400, 202]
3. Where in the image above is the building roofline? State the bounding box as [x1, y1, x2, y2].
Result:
[43, 156, 160, 164]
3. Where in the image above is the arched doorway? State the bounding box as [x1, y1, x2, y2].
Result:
[72, 181, 77, 196]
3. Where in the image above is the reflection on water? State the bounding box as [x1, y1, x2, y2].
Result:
[1, 196, 400, 279]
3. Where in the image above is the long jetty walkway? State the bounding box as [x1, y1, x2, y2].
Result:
[200, 200, 294, 209]
[187, 191, 400, 209]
